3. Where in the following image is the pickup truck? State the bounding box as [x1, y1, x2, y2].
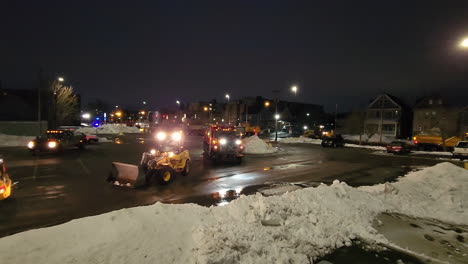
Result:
[452, 141, 468, 160]
[27, 130, 86, 155]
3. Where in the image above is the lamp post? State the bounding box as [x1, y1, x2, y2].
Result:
[291, 86, 298, 97]
[53, 77, 64, 128]
[225, 94, 230, 124]
[273, 89, 280, 142]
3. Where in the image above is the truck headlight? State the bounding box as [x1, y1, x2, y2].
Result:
[168, 152, 175, 158]
[27, 141, 35, 149]
[219, 138, 227, 145]
[171, 132, 182, 141]
[48, 141, 57, 149]
[150, 149, 157, 155]
[156, 132, 166, 141]
[235, 139, 242, 145]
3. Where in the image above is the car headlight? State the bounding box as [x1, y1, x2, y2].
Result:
[150, 149, 156, 155]
[48, 141, 57, 148]
[168, 152, 175, 158]
[171, 132, 182, 141]
[27, 141, 35, 149]
[235, 139, 242, 145]
[156, 132, 166, 141]
[219, 138, 227, 145]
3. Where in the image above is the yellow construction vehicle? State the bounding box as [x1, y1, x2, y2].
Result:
[108, 128, 190, 188]
[412, 134, 462, 151]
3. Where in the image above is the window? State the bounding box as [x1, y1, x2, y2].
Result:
[382, 124, 395, 132]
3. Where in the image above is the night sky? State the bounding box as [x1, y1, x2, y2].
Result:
[1, 0, 468, 112]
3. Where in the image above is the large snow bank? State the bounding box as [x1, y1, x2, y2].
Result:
[75, 124, 141, 134]
[0, 133, 34, 147]
[279, 136, 322, 144]
[243, 135, 278, 154]
[1, 163, 467, 263]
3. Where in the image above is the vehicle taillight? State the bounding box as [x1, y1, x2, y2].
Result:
[0, 186, 5, 194]
[414, 140, 418, 144]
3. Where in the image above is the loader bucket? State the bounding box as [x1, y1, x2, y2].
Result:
[108, 162, 147, 188]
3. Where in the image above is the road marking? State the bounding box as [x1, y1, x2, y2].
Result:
[77, 158, 91, 175]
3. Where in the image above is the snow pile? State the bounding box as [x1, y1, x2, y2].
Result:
[75, 124, 141, 134]
[367, 134, 394, 144]
[98, 137, 112, 143]
[279, 136, 322, 144]
[1, 162, 467, 264]
[243, 135, 278, 154]
[342, 134, 369, 142]
[345, 144, 386, 151]
[360, 162, 468, 224]
[0, 133, 34, 147]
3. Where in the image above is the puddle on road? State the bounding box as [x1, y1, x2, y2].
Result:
[317, 243, 424, 264]
[374, 213, 468, 264]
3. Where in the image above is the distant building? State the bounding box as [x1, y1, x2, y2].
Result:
[412, 96, 461, 137]
[364, 94, 411, 138]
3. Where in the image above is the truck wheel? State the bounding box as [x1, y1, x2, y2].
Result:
[145, 170, 158, 186]
[182, 160, 190, 176]
[159, 167, 175, 185]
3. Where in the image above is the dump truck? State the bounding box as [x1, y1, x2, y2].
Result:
[412, 133, 465, 151]
[108, 127, 190, 188]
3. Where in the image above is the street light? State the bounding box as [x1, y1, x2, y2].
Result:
[264, 101, 270, 107]
[225, 94, 230, 123]
[143, 101, 146, 105]
[57, 77, 64, 82]
[176, 100, 180, 105]
[291, 86, 298, 96]
[459, 38, 468, 48]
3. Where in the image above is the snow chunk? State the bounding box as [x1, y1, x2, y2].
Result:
[242, 135, 278, 154]
[0, 133, 34, 147]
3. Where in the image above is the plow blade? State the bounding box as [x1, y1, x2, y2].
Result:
[108, 162, 147, 188]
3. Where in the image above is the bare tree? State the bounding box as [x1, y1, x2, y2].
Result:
[53, 82, 79, 126]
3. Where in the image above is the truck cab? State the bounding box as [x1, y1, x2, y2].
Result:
[203, 125, 244, 163]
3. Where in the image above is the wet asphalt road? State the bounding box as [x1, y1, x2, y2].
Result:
[0, 134, 462, 237]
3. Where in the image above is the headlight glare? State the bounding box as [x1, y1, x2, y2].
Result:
[235, 139, 242, 145]
[48, 141, 57, 148]
[219, 138, 227, 145]
[171, 132, 182, 141]
[168, 152, 175, 158]
[156, 132, 166, 141]
[27, 141, 35, 149]
[150, 149, 156, 155]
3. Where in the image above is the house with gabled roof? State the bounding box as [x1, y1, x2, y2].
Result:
[364, 94, 411, 139]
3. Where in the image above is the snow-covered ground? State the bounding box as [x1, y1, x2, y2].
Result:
[279, 136, 322, 144]
[343, 134, 398, 144]
[243, 135, 278, 154]
[1, 162, 466, 264]
[0, 133, 34, 147]
[75, 124, 141, 134]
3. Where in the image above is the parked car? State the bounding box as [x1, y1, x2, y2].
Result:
[0, 156, 12, 200]
[321, 134, 345, 148]
[386, 141, 412, 154]
[83, 134, 99, 144]
[452, 141, 468, 160]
